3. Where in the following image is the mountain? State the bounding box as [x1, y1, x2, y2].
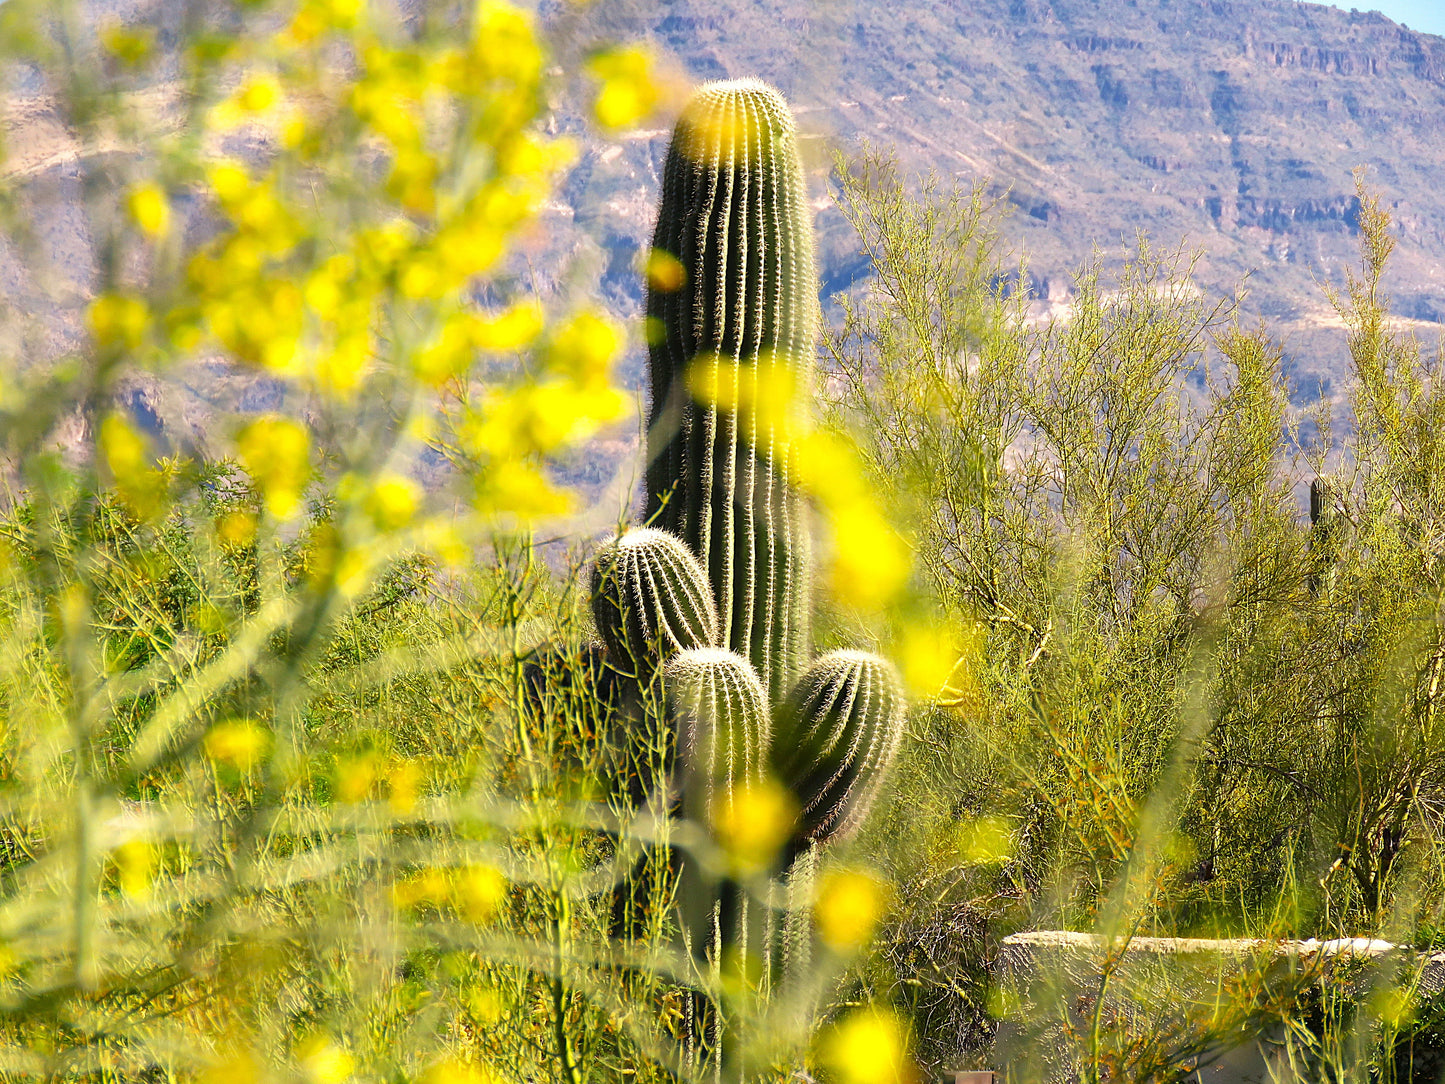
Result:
[4, 0, 1444, 495]
[553, 0, 1445, 431]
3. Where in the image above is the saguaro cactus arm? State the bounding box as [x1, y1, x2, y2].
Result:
[590, 526, 719, 673]
[771, 650, 907, 854]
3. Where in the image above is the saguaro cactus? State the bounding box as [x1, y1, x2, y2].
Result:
[772, 650, 907, 857]
[591, 527, 719, 672]
[645, 78, 817, 708]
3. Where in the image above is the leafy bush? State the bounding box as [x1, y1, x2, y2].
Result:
[826, 152, 1445, 1079]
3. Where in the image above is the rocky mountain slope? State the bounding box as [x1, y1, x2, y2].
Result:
[557, 0, 1445, 420]
[4, 0, 1443, 485]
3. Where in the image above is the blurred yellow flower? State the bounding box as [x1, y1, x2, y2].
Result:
[587, 46, 659, 130]
[200, 1048, 260, 1084]
[474, 301, 544, 353]
[826, 502, 910, 611]
[101, 23, 155, 65]
[475, 460, 572, 520]
[365, 474, 420, 532]
[238, 75, 281, 114]
[954, 815, 1015, 866]
[393, 868, 450, 910]
[298, 1036, 353, 1084]
[710, 779, 796, 875]
[1371, 985, 1417, 1030]
[819, 1007, 916, 1084]
[99, 414, 167, 521]
[113, 839, 157, 900]
[545, 309, 621, 388]
[216, 510, 257, 546]
[127, 182, 170, 238]
[455, 865, 507, 922]
[387, 760, 422, 815]
[685, 352, 800, 444]
[89, 293, 150, 350]
[335, 754, 379, 803]
[236, 416, 310, 518]
[205, 719, 271, 771]
[814, 869, 890, 952]
[644, 248, 685, 293]
[472, 0, 541, 85]
[898, 622, 961, 701]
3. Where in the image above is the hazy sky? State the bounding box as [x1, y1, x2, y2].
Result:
[1348, 1, 1445, 35]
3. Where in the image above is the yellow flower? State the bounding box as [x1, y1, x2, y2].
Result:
[236, 416, 311, 518]
[101, 23, 155, 65]
[199, 1049, 260, 1084]
[205, 719, 271, 771]
[314, 331, 372, 396]
[686, 352, 801, 444]
[454, 865, 507, 922]
[472, 0, 541, 85]
[216, 510, 257, 546]
[237, 75, 281, 114]
[644, 248, 686, 293]
[89, 293, 150, 350]
[364, 474, 420, 532]
[814, 869, 891, 952]
[825, 502, 910, 611]
[205, 162, 251, 206]
[709, 779, 797, 876]
[473, 301, 544, 352]
[897, 622, 961, 701]
[127, 182, 170, 238]
[99, 414, 167, 520]
[586, 46, 659, 130]
[393, 868, 449, 910]
[297, 1036, 353, 1084]
[545, 309, 621, 388]
[818, 1008, 916, 1084]
[953, 815, 1015, 866]
[335, 754, 378, 803]
[113, 839, 157, 900]
[387, 760, 422, 815]
[476, 460, 572, 519]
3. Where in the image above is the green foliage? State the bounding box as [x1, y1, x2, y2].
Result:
[827, 149, 1445, 1078]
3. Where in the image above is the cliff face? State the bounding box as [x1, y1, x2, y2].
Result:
[564, 0, 1445, 408]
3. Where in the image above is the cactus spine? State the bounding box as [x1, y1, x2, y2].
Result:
[772, 651, 907, 854]
[591, 527, 720, 672]
[645, 79, 816, 708]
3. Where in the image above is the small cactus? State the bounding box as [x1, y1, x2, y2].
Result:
[591, 527, 719, 672]
[645, 78, 817, 707]
[771, 650, 907, 855]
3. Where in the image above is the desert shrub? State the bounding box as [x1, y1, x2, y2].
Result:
[826, 152, 1445, 1079]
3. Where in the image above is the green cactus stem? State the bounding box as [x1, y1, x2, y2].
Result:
[771, 650, 906, 856]
[590, 527, 719, 673]
[665, 649, 771, 963]
[645, 79, 817, 707]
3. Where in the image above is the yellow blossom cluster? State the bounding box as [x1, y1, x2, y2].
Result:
[795, 430, 911, 610]
[392, 864, 508, 922]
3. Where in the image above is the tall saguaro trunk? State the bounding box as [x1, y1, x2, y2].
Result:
[644, 79, 817, 708]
